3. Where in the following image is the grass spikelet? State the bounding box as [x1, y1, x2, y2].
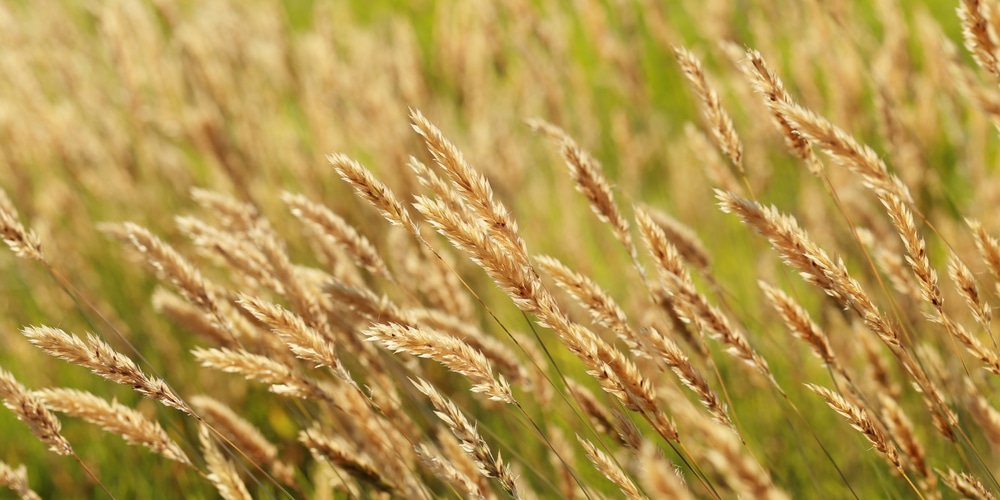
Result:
[639, 206, 711, 272]
[300, 426, 396, 494]
[740, 48, 823, 175]
[20, 326, 191, 414]
[0, 188, 44, 262]
[949, 254, 993, 333]
[673, 46, 743, 170]
[364, 322, 515, 404]
[564, 378, 619, 439]
[637, 204, 775, 383]
[414, 443, 488, 500]
[0, 368, 73, 456]
[106, 222, 223, 321]
[880, 192, 1000, 376]
[199, 423, 252, 500]
[637, 442, 693, 500]
[329, 152, 418, 233]
[529, 119, 638, 266]
[959, 0, 1000, 80]
[969, 218, 1000, 296]
[878, 394, 933, 491]
[652, 330, 732, 429]
[770, 98, 913, 204]
[406, 308, 526, 385]
[723, 190, 959, 436]
[411, 378, 520, 498]
[248, 223, 330, 335]
[759, 281, 845, 378]
[577, 435, 645, 499]
[35, 388, 191, 466]
[805, 384, 902, 471]
[409, 108, 526, 259]
[965, 378, 1000, 450]
[666, 387, 784, 499]
[942, 468, 996, 500]
[718, 191, 901, 346]
[189, 395, 287, 479]
[282, 191, 393, 280]
[535, 254, 643, 354]
[235, 294, 353, 384]
[877, 190, 941, 309]
[192, 347, 331, 402]
[0, 461, 41, 500]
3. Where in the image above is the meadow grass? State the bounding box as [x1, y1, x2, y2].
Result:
[1, 0, 999, 498]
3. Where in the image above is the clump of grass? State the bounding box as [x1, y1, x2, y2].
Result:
[3, 0, 1000, 498]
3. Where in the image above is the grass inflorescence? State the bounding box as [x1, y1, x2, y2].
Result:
[2, 0, 1000, 498]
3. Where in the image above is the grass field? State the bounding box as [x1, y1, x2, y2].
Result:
[2, 0, 1000, 498]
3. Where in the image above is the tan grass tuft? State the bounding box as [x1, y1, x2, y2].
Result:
[415, 192, 675, 441]
[406, 308, 526, 385]
[877, 191, 941, 309]
[880, 190, 1000, 376]
[725, 191, 958, 437]
[718, 191, 900, 346]
[105, 222, 224, 324]
[410, 108, 526, 259]
[771, 99, 913, 204]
